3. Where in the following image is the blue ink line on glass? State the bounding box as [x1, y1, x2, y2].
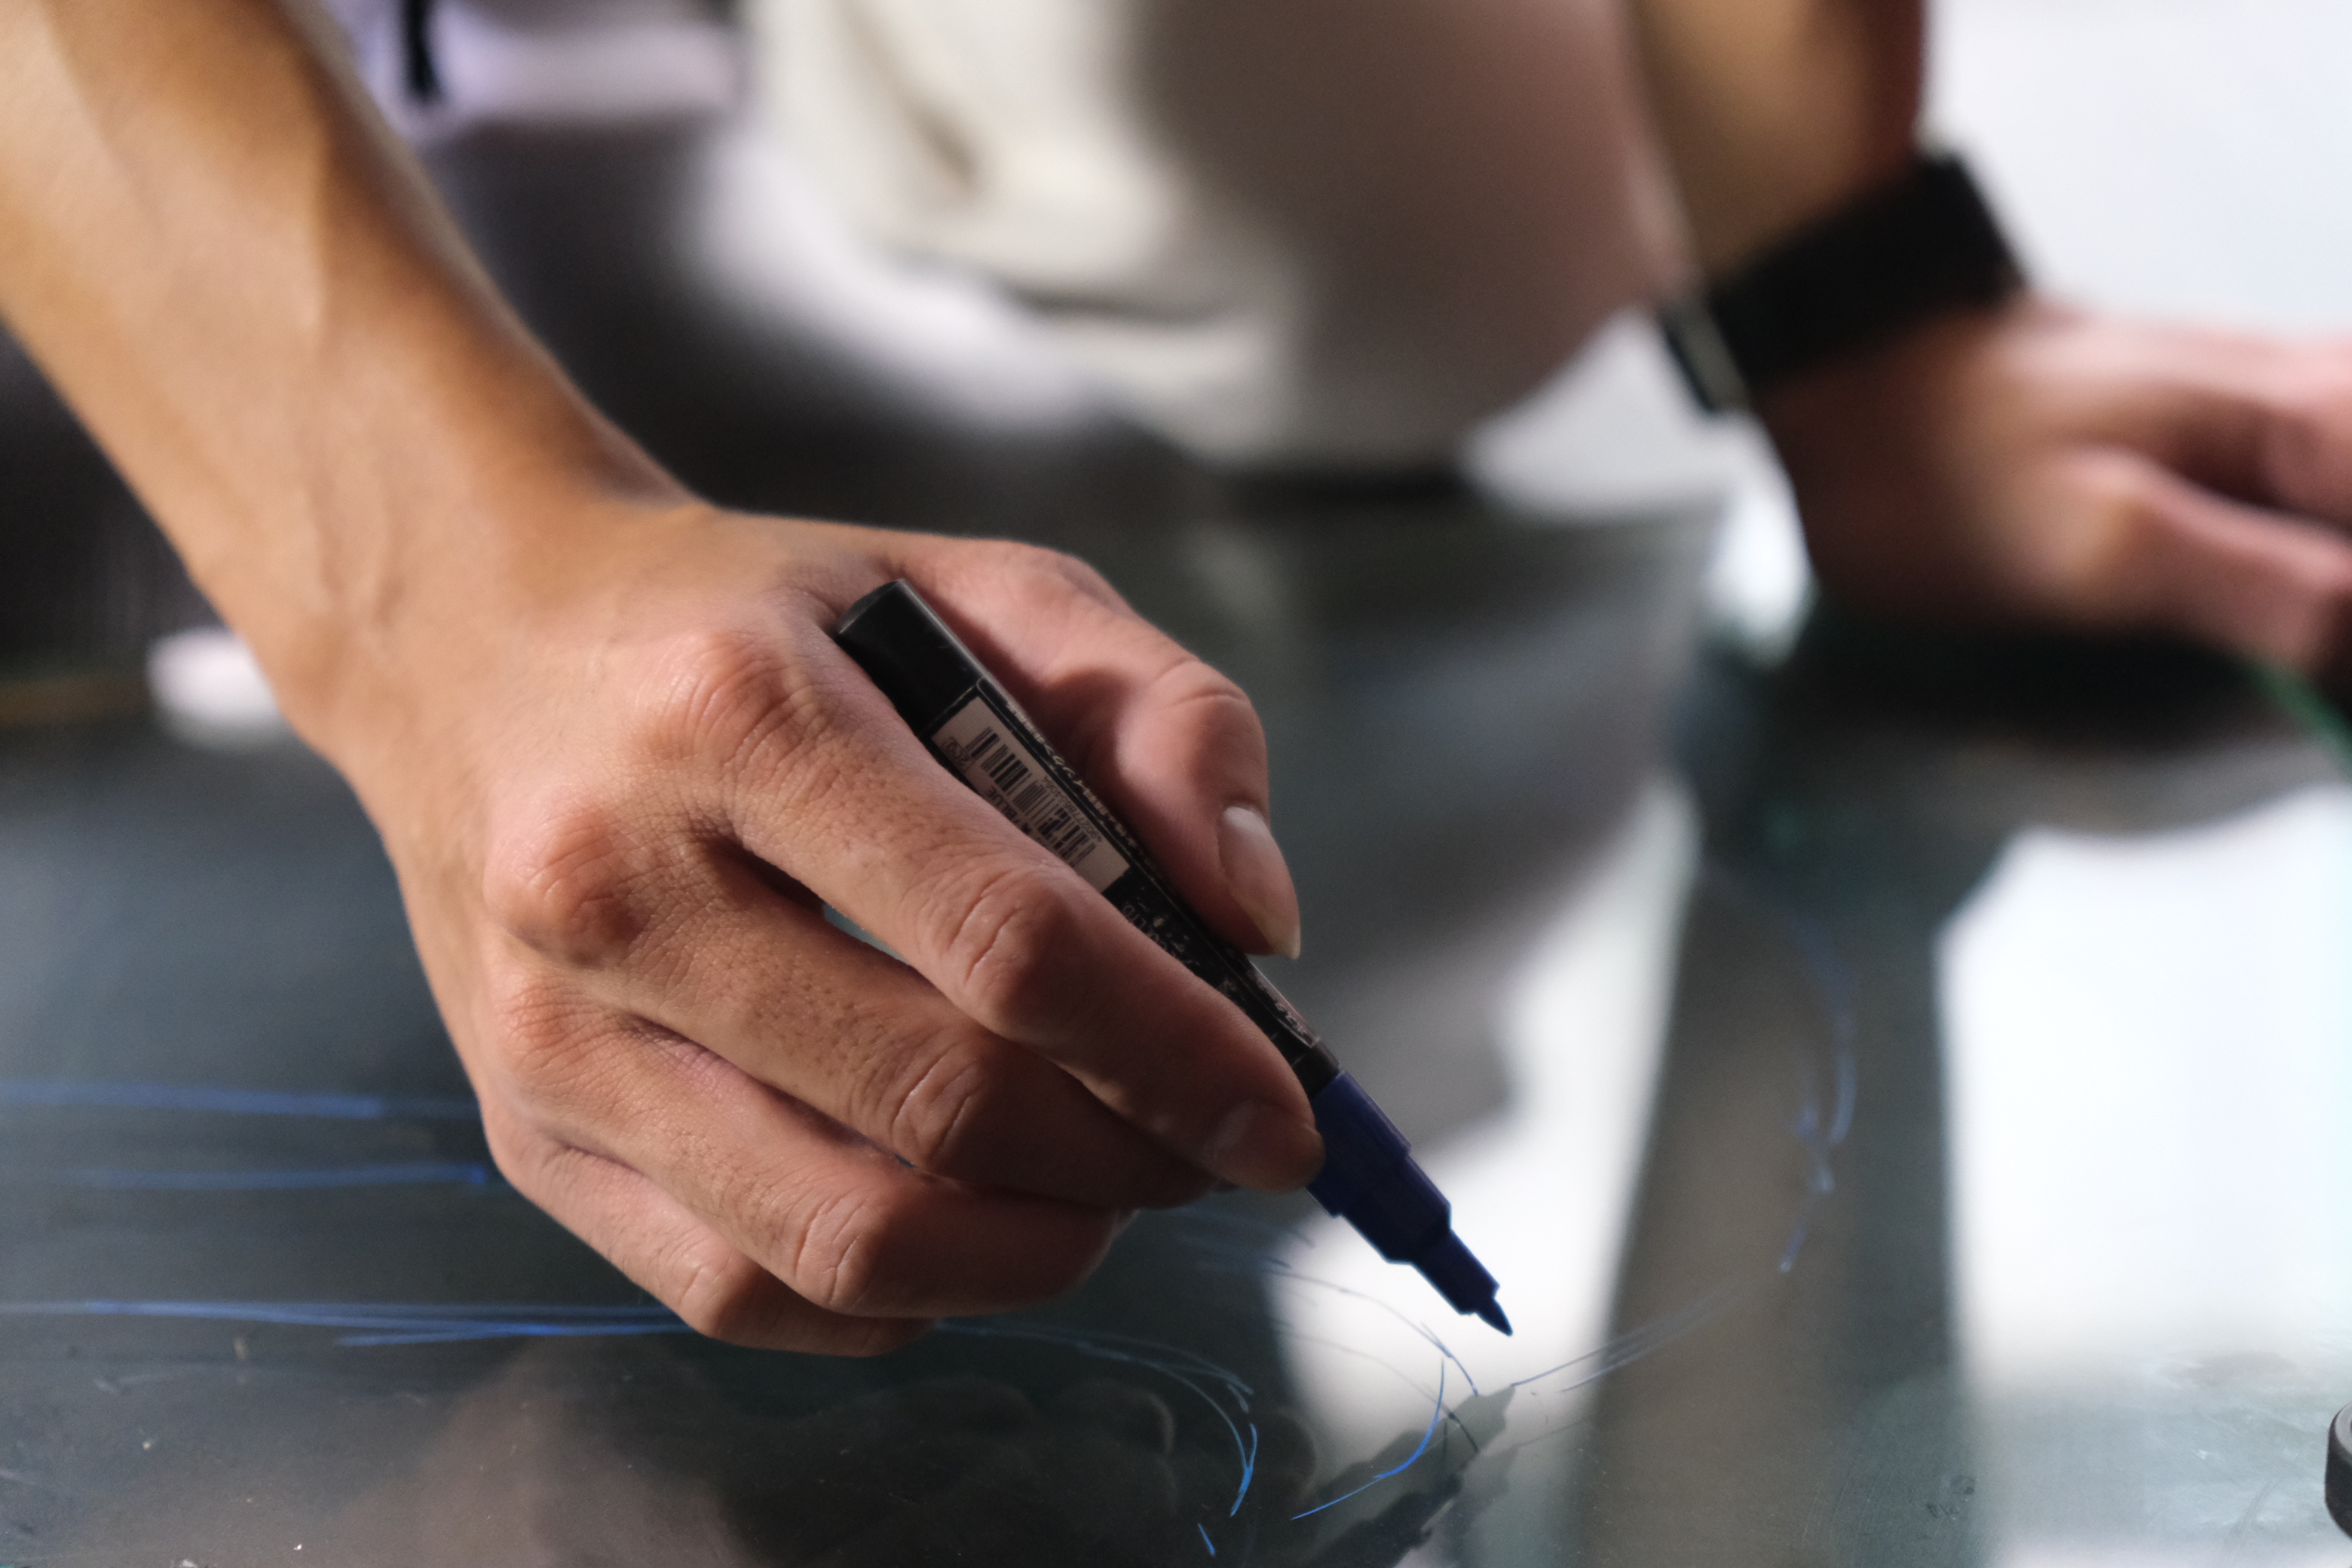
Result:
[1293, 1365, 1446, 1521]
[1242, 874, 1863, 1520]
[1774, 904, 1854, 1275]
[1230, 1422, 1259, 1516]
[1269, 1269, 1486, 1476]
[1777, 1219, 1812, 1275]
[1692, 874, 1858, 1282]
[0, 1300, 688, 1346]
[1250, 1265, 1496, 1481]
[1505, 1283, 1742, 1395]
[940, 1318, 1260, 1515]
[1196, 872, 1867, 1530]
[1257, 1263, 1486, 1398]
[1266, 1321, 1484, 1472]
[0, 1080, 479, 1121]
[940, 1319, 1254, 1398]
[1198, 1523, 1217, 1556]
[48, 1162, 498, 1191]
[943, 1321, 1254, 1499]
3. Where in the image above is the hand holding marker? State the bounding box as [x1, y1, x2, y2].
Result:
[834, 581, 1509, 1333]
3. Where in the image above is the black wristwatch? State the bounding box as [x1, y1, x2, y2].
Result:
[1659, 150, 2025, 413]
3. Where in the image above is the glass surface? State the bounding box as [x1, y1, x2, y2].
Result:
[12, 51, 2352, 1558]
[8, 479, 2352, 1563]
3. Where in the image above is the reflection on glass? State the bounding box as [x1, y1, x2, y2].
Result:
[1278, 780, 1695, 1485]
[1941, 784, 2352, 1566]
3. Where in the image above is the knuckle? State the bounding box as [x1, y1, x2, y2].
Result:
[1063, 646, 1262, 794]
[1034, 548, 1122, 608]
[632, 629, 844, 787]
[629, 626, 862, 818]
[481, 966, 621, 1116]
[630, 626, 793, 764]
[1151, 663, 1264, 756]
[481, 798, 649, 969]
[931, 861, 1086, 1036]
[786, 1184, 893, 1315]
[2266, 375, 2352, 497]
[668, 1247, 789, 1345]
[990, 540, 1122, 605]
[2031, 455, 2164, 616]
[876, 1031, 1001, 1175]
[476, 1104, 565, 1199]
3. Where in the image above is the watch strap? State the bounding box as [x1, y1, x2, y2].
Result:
[1660, 151, 2024, 413]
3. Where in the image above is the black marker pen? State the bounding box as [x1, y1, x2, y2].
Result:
[833, 580, 1508, 1334]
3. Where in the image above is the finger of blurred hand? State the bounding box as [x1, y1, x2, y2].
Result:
[482, 805, 1213, 1209]
[2006, 317, 2352, 531]
[2242, 345, 2352, 528]
[2046, 449, 2352, 676]
[479, 999, 1127, 1321]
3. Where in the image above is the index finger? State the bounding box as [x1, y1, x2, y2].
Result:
[712, 568, 1321, 1193]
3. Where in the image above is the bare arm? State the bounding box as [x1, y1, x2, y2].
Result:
[0, 0, 1321, 1351]
[1625, 0, 2352, 683]
[1624, 0, 1921, 273]
[0, 0, 665, 727]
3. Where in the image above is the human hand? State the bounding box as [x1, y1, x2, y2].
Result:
[0, 0, 1316, 1355]
[1761, 296, 2352, 686]
[314, 504, 1320, 1354]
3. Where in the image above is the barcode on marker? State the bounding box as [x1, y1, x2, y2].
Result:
[933, 697, 1130, 893]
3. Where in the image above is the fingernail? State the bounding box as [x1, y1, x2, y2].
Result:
[1217, 805, 1302, 960]
[1205, 1100, 1324, 1193]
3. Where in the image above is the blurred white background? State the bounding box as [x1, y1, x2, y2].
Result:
[1935, 0, 2352, 331]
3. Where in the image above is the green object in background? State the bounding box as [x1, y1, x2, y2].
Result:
[2249, 660, 2352, 775]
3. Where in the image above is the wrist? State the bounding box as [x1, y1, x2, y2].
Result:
[247, 428, 691, 771]
[1749, 293, 2080, 626]
[1659, 150, 2025, 415]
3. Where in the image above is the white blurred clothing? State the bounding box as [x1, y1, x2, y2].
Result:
[754, 0, 1688, 468]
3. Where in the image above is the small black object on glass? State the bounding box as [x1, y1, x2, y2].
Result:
[2328, 1403, 2352, 1537]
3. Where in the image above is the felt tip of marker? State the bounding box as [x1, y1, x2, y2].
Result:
[1475, 1300, 1512, 1336]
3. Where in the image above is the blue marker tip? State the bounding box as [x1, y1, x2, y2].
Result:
[1306, 1073, 1508, 1333]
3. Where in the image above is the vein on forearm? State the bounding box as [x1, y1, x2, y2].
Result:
[0, 0, 672, 731]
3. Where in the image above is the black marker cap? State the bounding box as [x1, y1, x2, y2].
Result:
[835, 580, 985, 734]
[2329, 1403, 2352, 1537]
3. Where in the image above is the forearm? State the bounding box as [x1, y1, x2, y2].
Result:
[1624, 0, 1924, 273]
[0, 2, 1340, 1351]
[0, 0, 676, 747]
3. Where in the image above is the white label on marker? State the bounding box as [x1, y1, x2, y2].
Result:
[933, 697, 1131, 893]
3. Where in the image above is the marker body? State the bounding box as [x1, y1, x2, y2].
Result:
[833, 580, 1506, 1333]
